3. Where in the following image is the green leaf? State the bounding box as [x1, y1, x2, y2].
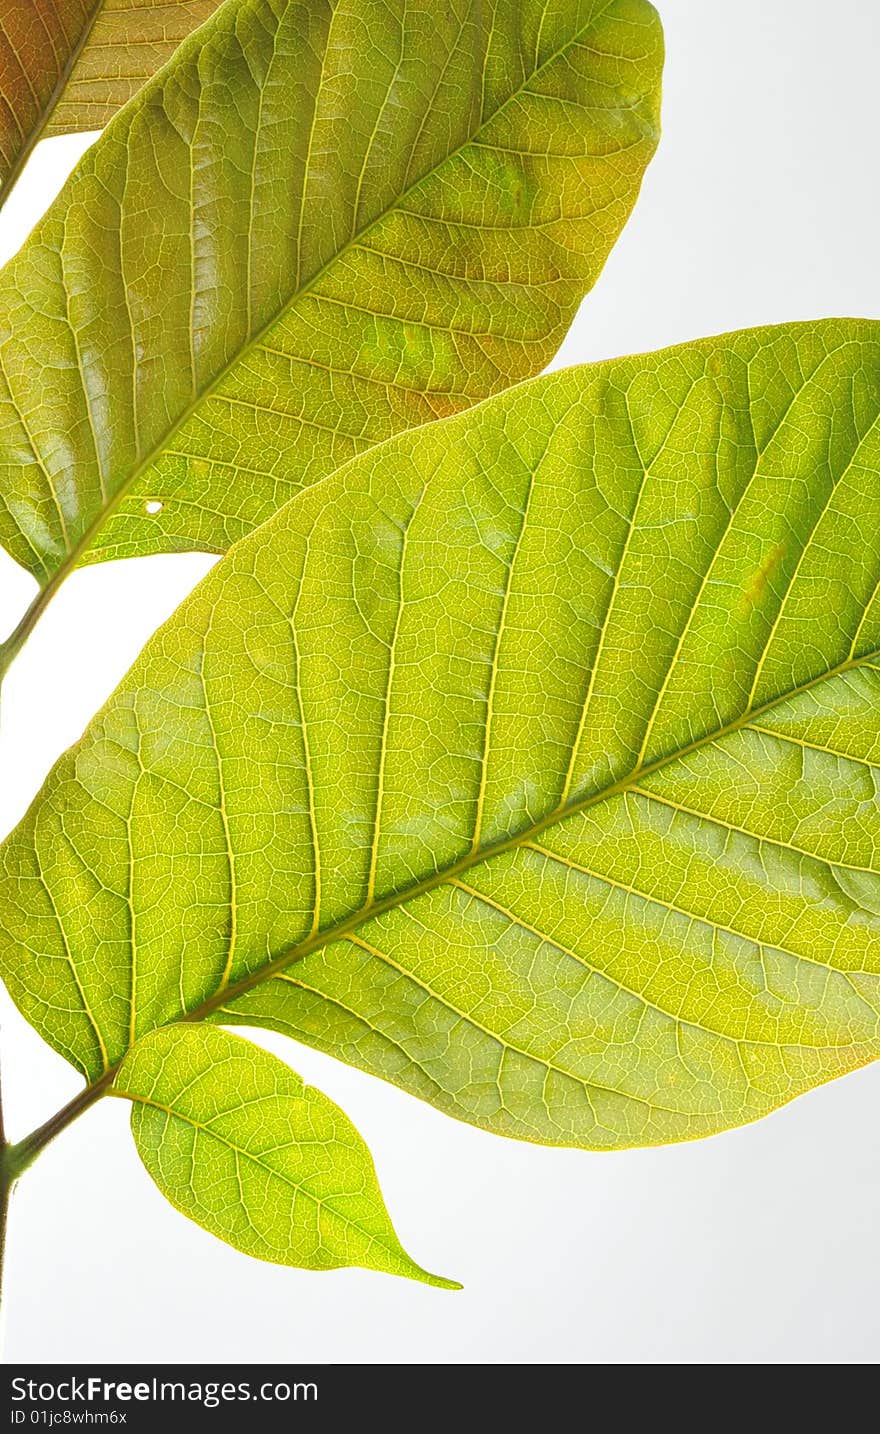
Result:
[3, 318, 878, 1149]
[0, 0, 662, 585]
[114, 1023, 455, 1284]
[0, 0, 222, 210]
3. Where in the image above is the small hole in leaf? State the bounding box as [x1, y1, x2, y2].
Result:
[144, 499, 163, 515]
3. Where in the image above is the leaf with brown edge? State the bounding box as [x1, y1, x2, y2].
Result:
[0, 1, 222, 210]
[0, 0, 663, 588]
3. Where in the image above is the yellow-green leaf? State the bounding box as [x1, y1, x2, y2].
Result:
[0, 0, 662, 584]
[3, 319, 878, 1149]
[114, 1023, 455, 1284]
[0, 0, 222, 210]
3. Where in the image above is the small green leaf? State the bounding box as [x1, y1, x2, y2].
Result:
[0, 0, 662, 582]
[2, 319, 878, 1150]
[114, 1023, 457, 1286]
[0, 1, 222, 210]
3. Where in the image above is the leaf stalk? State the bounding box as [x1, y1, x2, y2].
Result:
[0, 1045, 12, 1317]
[4, 1068, 116, 1176]
[0, 577, 64, 686]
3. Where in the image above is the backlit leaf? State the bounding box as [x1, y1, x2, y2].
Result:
[114, 1023, 455, 1284]
[0, 0, 662, 585]
[3, 319, 878, 1148]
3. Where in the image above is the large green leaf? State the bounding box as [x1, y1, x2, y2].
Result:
[114, 1023, 455, 1284]
[0, 0, 222, 210]
[3, 318, 878, 1149]
[0, 0, 662, 586]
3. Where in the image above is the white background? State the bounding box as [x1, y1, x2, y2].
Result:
[1, 0, 879, 1365]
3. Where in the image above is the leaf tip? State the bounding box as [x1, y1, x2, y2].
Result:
[407, 1263, 462, 1292]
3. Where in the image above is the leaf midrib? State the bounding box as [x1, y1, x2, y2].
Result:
[17, 635, 877, 1171]
[118, 1089, 411, 1260]
[22, 0, 627, 593]
[121, 640, 874, 1077]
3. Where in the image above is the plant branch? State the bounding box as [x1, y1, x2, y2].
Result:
[0, 1177, 9, 1319]
[4, 1068, 116, 1177]
[0, 1040, 11, 1316]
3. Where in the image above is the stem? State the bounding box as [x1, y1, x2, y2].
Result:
[0, 578, 61, 684]
[0, 1049, 114, 1319]
[5, 1068, 116, 1177]
[0, 1040, 12, 1318]
[0, 1175, 9, 1320]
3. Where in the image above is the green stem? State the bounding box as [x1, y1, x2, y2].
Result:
[5, 1068, 116, 1177]
[0, 577, 62, 685]
[0, 1043, 12, 1319]
[0, 1166, 11, 1328]
[0, 1050, 113, 1321]
[0, 1176, 9, 1319]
